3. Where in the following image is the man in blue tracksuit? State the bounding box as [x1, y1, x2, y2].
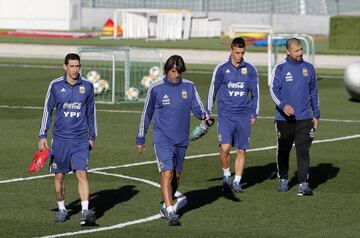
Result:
[270, 38, 320, 196]
[206, 37, 259, 193]
[38, 53, 97, 225]
[136, 55, 207, 226]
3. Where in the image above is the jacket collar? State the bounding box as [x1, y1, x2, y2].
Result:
[164, 76, 182, 86]
[63, 73, 82, 85]
[228, 56, 246, 69]
[286, 56, 303, 65]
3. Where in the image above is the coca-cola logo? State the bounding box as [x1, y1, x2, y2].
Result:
[227, 82, 244, 89]
[63, 102, 82, 110]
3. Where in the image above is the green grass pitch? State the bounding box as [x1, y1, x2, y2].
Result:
[0, 60, 359, 237]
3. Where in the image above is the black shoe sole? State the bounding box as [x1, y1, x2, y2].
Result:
[80, 214, 97, 226]
[297, 192, 313, 196]
[168, 219, 181, 226]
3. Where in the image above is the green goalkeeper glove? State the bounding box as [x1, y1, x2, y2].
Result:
[190, 118, 215, 141]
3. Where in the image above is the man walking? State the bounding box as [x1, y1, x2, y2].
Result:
[206, 37, 259, 193]
[270, 38, 320, 196]
[38, 53, 97, 224]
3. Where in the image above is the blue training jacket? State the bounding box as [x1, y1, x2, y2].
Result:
[39, 74, 97, 141]
[136, 76, 206, 146]
[270, 57, 320, 121]
[206, 58, 259, 117]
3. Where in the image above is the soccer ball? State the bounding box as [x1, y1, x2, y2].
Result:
[141, 76, 154, 89]
[86, 71, 100, 83]
[126, 87, 139, 101]
[344, 61, 360, 101]
[98, 79, 110, 92]
[149, 66, 161, 78]
[153, 75, 162, 84]
[93, 81, 104, 94]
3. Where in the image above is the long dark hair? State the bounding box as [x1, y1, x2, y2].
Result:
[164, 55, 186, 75]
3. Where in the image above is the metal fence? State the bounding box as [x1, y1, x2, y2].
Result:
[81, 0, 360, 15]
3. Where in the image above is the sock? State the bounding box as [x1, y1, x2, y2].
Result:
[81, 200, 89, 211]
[166, 205, 175, 213]
[223, 168, 231, 177]
[234, 175, 242, 183]
[57, 201, 66, 210]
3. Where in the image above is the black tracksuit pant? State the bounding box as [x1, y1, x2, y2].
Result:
[275, 119, 315, 183]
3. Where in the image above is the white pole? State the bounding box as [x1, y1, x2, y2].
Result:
[111, 54, 116, 104]
[267, 32, 272, 86]
[300, 0, 306, 15]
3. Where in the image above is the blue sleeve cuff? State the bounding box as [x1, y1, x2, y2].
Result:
[136, 137, 145, 145]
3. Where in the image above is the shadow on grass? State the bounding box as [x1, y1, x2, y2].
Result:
[207, 162, 339, 192]
[177, 185, 240, 218]
[242, 162, 278, 189]
[289, 163, 339, 190]
[208, 162, 278, 190]
[349, 98, 360, 103]
[52, 185, 139, 220]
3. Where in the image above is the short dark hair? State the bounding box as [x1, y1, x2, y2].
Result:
[286, 38, 301, 50]
[64, 53, 81, 65]
[231, 37, 246, 49]
[164, 55, 186, 75]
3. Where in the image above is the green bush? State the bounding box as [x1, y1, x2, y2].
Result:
[329, 16, 360, 50]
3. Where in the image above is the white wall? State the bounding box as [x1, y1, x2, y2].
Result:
[0, 0, 81, 30]
[82, 8, 330, 35]
[207, 12, 330, 35]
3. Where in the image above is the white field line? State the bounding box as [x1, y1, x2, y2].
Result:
[32, 134, 360, 238]
[1, 104, 360, 123]
[2, 134, 360, 185]
[37, 170, 185, 238]
[0, 174, 53, 184]
[92, 171, 161, 188]
[0, 134, 356, 237]
[0, 63, 60, 69]
[256, 115, 360, 123]
[86, 134, 360, 171]
[37, 214, 162, 238]
[0, 63, 344, 79]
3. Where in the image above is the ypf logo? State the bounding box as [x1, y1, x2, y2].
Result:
[64, 111, 81, 118]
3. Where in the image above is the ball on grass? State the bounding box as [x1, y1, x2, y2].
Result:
[344, 61, 360, 101]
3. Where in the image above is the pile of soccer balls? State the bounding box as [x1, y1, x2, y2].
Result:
[125, 66, 163, 101]
[141, 66, 162, 89]
[86, 71, 110, 95]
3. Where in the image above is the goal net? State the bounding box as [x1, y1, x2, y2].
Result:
[79, 47, 163, 104]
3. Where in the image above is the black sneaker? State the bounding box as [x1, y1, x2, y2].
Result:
[167, 211, 181, 226]
[222, 175, 232, 192]
[80, 210, 96, 226]
[55, 209, 69, 223]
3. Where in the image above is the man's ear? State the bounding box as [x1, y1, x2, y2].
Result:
[63, 64, 67, 71]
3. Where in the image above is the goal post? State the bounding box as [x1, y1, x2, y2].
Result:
[269, 33, 315, 84]
[79, 47, 163, 104]
[227, 24, 273, 85]
[226, 24, 315, 85]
